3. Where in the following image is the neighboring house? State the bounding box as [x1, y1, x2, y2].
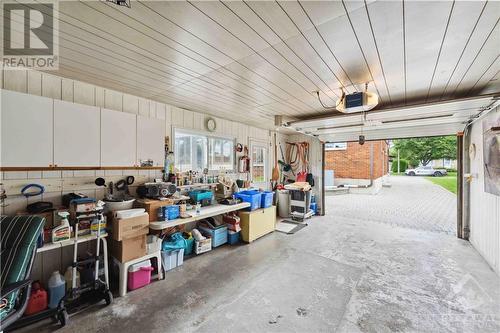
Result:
[325, 141, 389, 194]
[430, 158, 457, 170]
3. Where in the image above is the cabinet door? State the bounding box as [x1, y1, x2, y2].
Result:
[1, 89, 54, 167]
[137, 116, 165, 167]
[101, 108, 136, 167]
[54, 100, 100, 167]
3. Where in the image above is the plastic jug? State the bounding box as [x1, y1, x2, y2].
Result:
[64, 266, 80, 291]
[48, 271, 66, 309]
[24, 281, 48, 315]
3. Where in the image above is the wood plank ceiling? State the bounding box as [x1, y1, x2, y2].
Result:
[7, 0, 500, 130]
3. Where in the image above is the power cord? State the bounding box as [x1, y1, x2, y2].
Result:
[316, 90, 344, 110]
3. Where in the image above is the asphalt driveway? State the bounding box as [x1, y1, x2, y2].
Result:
[326, 176, 457, 234]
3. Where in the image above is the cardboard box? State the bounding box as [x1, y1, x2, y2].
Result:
[135, 199, 174, 222]
[112, 213, 149, 241]
[111, 235, 147, 263]
[16, 210, 54, 229]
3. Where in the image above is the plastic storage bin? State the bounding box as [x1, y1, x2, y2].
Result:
[146, 235, 163, 254]
[235, 190, 262, 211]
[227, 230, 240, 245]
[260, 191, 274, 208]
[127, 260, 153, 291]
[198, 226, 228, 247]
[195, 238, 212, 254]
[161, 248, 184, 271]
[189, 190, 213, 202]
[162, 205, 180, 220]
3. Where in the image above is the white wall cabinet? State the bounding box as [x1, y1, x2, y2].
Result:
[101, 108, 136, 166]
[54, 100, 100, 167]
[1, 90, 54, 167]
[137, 116, 165, 167]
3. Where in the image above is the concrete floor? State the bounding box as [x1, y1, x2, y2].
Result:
[327, 176, 457, 234]
[20, 201, 499, 332]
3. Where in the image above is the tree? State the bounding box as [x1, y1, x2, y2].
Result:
[392, 136, 456, 167]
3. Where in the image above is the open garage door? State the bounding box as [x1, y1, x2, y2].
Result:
[285, 95, 499, 239]
[285, 95, 497, 142]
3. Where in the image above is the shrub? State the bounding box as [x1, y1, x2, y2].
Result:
[392, 159, 408, 173]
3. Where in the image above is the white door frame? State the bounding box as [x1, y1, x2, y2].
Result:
[249, 138, 270, 189]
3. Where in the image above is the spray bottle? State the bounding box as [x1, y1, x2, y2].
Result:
[52, 211, 71, 243]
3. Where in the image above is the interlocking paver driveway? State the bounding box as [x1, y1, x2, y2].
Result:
[326, 176, 457, 234]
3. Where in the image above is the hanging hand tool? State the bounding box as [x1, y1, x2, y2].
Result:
[272, 133, 279, 183]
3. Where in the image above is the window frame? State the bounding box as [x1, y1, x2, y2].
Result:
[173, 127, 236, 172]
[249, 138, 269, 187]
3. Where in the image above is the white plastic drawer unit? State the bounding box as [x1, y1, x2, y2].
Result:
[1, 89, 54, 167]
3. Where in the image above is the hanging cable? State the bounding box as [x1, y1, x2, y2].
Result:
[316, 90, 344, 110]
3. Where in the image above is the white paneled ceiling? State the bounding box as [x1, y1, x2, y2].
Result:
[6, 0, 500, 130]
[287, 95, 499, 142]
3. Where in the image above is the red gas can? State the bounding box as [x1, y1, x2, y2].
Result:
[24, 281, 48, 316]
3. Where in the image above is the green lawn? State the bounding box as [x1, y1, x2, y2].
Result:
[425, 172, 457, 194]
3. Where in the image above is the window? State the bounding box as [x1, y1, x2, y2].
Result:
[251, 144, 267, 184]
[209, 137, 234, 170]
[174, 129, 234, 172]
[325, 142, 347, 150]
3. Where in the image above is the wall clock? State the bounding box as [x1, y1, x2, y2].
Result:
[206, 118, 216, 132]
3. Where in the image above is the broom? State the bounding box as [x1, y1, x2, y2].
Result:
[272, 133, 280, 183]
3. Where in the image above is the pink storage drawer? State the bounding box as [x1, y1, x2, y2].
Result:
[127, 260, 153, 291]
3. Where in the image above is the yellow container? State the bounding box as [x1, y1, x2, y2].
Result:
[239, 206, 276, 243]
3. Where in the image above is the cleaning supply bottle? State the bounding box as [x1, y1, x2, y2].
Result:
[64, 266, 80, 292]
[48, 271, 66, 309]
[52, 212, 71, 243]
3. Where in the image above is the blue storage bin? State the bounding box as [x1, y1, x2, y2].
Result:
[235, 190, 262, 211]
[227, 230, 240, 245]
[198, 226, 228, 247]
[260, 191, 274, 208]
[189, 190, 213, 202]
[162, 205, 180, 220]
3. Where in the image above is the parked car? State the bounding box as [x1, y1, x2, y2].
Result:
[405, 165, 447, 177]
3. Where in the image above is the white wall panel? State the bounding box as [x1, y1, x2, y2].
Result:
[469, 106, 500, 275]
[104, 89, 123, 111]
[41, 74, 62, 99]
[4, 69, 27, 92]
[27, 71, 42, 96]
[74, 81, 95, 105]
[123, 94, 139, 114]
[61, 79, 74, 102]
